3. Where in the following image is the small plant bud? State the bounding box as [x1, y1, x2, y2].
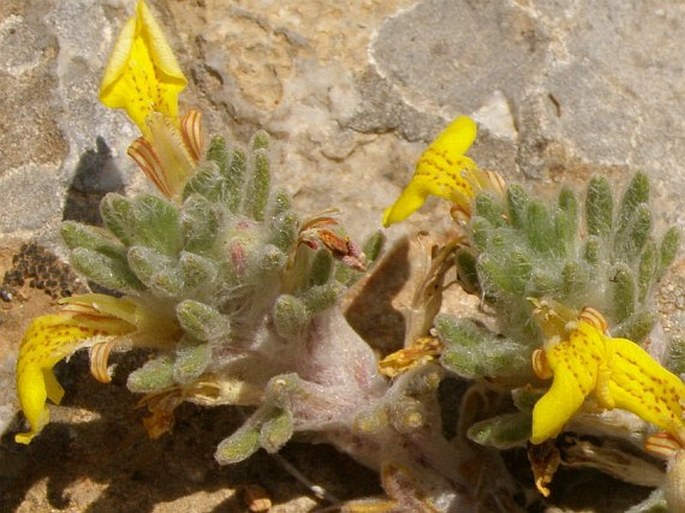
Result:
[388, 398, 426, 434]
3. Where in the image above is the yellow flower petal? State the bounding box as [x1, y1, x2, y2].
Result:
[383, 116, 478, 227]
[531, 308, 685, 445]
[99, 0, 187, 137]
[606, 336, 685, 436]
[15, 315, 110, 444]
[531, 320, 602, 444]
[14, 296, 141, 444]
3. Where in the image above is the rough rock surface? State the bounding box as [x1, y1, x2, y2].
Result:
[1, 0, 683, 511]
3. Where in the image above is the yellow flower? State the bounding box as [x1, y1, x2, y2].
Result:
[382, 116, 504, 227]
[15, 294, 180, 444]
[99, 0, 204, 199]
[99, 0, 186, 137]
[530, 306, 685, 445]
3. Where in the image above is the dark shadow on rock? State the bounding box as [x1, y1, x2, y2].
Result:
[0, 351, 380, 513]
[62, 137, 126, 226]
[346, 237, 410, 355]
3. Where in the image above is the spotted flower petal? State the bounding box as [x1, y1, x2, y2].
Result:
[531, 308, 685, 445]
[99, 0, 187, 138]
[15, 308, 134, 444]
[383, 116, 487, 227]
[14, 294, 180, 444]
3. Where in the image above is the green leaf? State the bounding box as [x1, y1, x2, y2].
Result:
[470, 216, 493, 251]
[71, 246, 143, 291]
[612, 263, 636, 323]
[455, 249, 479, 293]
[273, 294, 309, 338]
[637, 242, 658, 302]
[243, 137, 271, 221]
[583, 235, 601, 265]
[658, 227, 680, 279]
[176, 300, 230, 342]
[182, 162, 226, 203]
[133, 195, 182, 255]
[302, 283, 345, 313]
[215, 427, 260, 465]
[474, 192, 505, 227]
[585, 176, 613, 237]
[506, 184, 529, 230]
[127, 245, 173, 286]
[127, 354, 175, 393]
[149, 267, 185, 298]
[561, 260, 589, 296]
[259, 408, 294, 453]
[525, 201, 555, 254]
[617, 172, 649, 235]
[467, 412, 532, 449]
[181, 194, 219, 253]
[436, 316, 530, 379]
[308, 250, 333, 287]
[612, 310, 657, 343]
[362, 230, 385, 266]
[615, 203, 651, 263]
[173, 336, 212, 384]
[178, 251, 218, 290]
[100, 193, 136, 246]
[61, 221, 122, 253]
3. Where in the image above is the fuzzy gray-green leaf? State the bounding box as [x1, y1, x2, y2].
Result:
[243, 147, 271, 221]
[181, 194, 219, 253]
[658, 227, 680, 279]
[259, 408, 294, 453]
[215, 427, 260, 465]
[617, 172, 649, 234]
[612, 264, 636, 323]
[467, 412, 532, 449]
[638, 242, 658, 301]
[273, 294, 310, 338]
[176, 299, 230, 341]
[71, 246, 143, 291]
[173, 336, 212, 384]
[506, 184, 529, 230]
[585, 176, 613, 237]
[127, 354, 175, 393]
[127, 245, 173, 286]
